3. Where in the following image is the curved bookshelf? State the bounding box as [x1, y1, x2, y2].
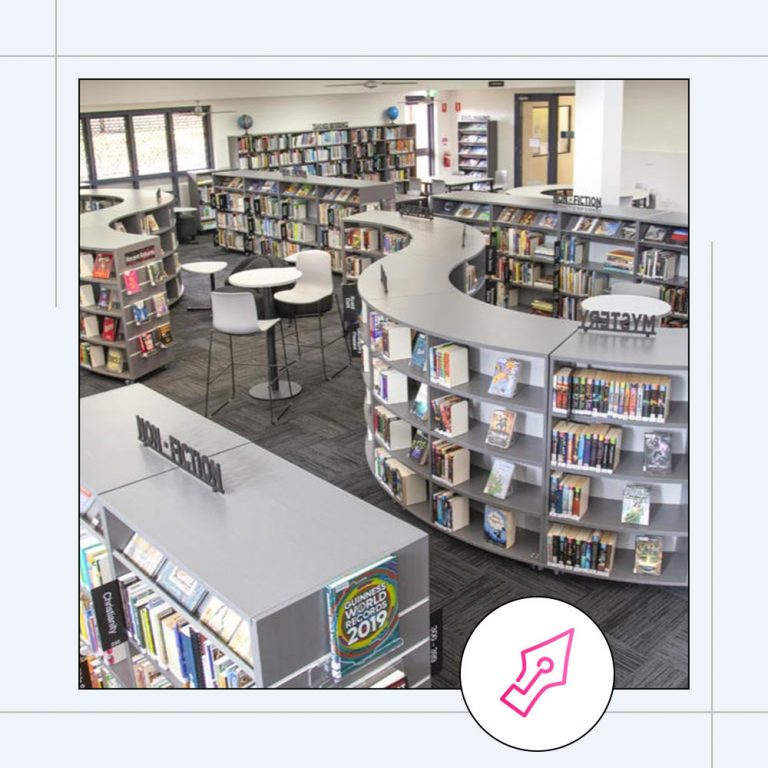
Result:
[352, 210, 688, 587]
[80, 189, 181, 381]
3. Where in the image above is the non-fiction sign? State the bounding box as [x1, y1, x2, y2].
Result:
[553, 193, 603, 209]
[136, 415, 225, 493]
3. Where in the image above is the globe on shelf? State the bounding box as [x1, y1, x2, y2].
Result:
[385, 106, 399, 123]
[237, 114, 254, 133]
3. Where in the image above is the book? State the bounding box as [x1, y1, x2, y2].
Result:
[91, 253, 114, 279]
[572, 216, 597, 234]
[488, 357, 521, 398]
[644, 225, 668, 243]
[132, 300, 149, 324]
[669, 228, 688, 244]
[123, 532, 165, 577]
[156, 323, 173, 346]
[80, 251, 94, 277]
[633, 535, 664, 576]
[618, 222, 637, 240]
[456, 203, 480, 219]
[592, 219, 621, 237]
[101, 317, 118, 342]
[156, 561, 208, 612]
[80, 315, 100, 338]
[408, 430, 429, 465]
[643, 431, 673, 474]
[621, 485, 651, 525]
[153, 293, 169, 317]
[198, 595, 245, 644]
[485, 409, 517, 449]
[535, 211, 558, 229]
[410, 332, 428, 371]
[106, 348, 125, 373]
[122, 269, 141, 295]
[410, 383, 429, 421]
[80, 285, 95, 307]
[483, 459, 515, 499]
[147, 261, 167, 285]
[228, 620, 254, 666]
[370, 669, 408, 689]
[144, 214, 160, 232]
[138, 330, 158, 357]
[325, 555, 400, 680]
[483, 506, 516, 548]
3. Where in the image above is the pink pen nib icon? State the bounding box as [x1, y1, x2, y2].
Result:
[499, 628, 575, 717]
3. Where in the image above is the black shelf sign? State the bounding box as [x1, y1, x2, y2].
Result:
[581, 310, 657, 337]
[91, 580, 129, 651]
[136, 415, 225, 493]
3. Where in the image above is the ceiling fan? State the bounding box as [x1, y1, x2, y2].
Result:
[324, 79, 419, 90]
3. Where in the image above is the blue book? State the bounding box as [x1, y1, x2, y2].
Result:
[325, 555, 400, 680]
[410, 333, 427, 371]
[175, 623, 194, 687]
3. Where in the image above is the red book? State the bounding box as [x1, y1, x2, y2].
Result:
[122, 269, 141, 295]
[101, 317, 117, 342]
[91, 253, 114, 279]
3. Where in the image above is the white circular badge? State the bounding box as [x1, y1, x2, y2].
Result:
[460, 597, 614, 751]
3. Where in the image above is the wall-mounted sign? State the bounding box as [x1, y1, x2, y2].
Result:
[136, 415, 225, 493]
[553, 193, 603, 209]
[312, 122, 349, 130]
[488, 80, 505, 88]
[581, 309, 657, 337]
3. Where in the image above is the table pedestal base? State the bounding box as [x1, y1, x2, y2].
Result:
[248, 381, 302, 401]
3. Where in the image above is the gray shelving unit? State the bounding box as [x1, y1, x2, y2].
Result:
[186, 169, 216, 232]
[80, 385, 431, 688]
[430, 191, 688, 323]
[211, 170, 395, 274]
[80, 189, 182, 381]
[228, 123, 417, 184]
[457, 116, 498, 189]
[352, 210, 689, 586]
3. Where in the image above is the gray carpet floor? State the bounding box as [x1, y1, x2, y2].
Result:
[79, 233, 689, 689]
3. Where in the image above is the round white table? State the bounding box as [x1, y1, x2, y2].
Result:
[228, 267, 302, 401]
[283, 253, 298, 264]
[180, 260, 228, 311]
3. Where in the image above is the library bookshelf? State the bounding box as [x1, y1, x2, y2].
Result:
[456, 116, 498, 188]
[351, 210, 688, 586]
[80, 385, 431, 688]
[431, 191, 689, 325]
[80, 189, 181, 381]
[211, 170, 395, 274]
[228, 123, 417, 184]
[186, 169, 216, 232]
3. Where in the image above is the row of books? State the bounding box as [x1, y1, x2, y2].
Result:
[289, 129, 349, 148]
[603, 248, 635, 274]
[497, 208, 558, 228]
[346, 227, 379, 251]
[569, 216, 637, 240]
[439, 202, 492, 221]
[79, 283, 120, 311]
[213, 191, 246, 213]
[432, 440, 470, 485]
[430, 342, 470, 387]
[383, 231, 409, 253]
[121, 532, 255, 669]
[548, 473, 591, 518]
[80, 343, 127, 372]
[530, 298, 556, 315]
[131, 296, 170, 325]
[318, 202, 357, 226]
[122, 262, 168, 295]
[355, 154, 416, 172]
[548, 525, 617, 573]
[661, 285, 689, 316]
[137, 324, 173, 357]
[560, 266, 605, 296]
[552, 367, 673, 422]
[80, 535, 112, 592]
[638, 248, 680, 281]
[373, 405, 412, 450]
[344, 255, 372, 278]
[433, 490, 469, 531]
[373, 447, 427, 506]
[492, 227, 545, 257]
[80, 314, 122, 342]
[121, 574, 253, 688]
[79, 655, 121, 689]
[551, 421, 624, 473]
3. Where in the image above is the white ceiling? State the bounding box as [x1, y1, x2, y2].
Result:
[80, 79, 576, 109]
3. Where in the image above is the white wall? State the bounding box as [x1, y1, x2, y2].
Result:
[621, 80, 689, 211]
